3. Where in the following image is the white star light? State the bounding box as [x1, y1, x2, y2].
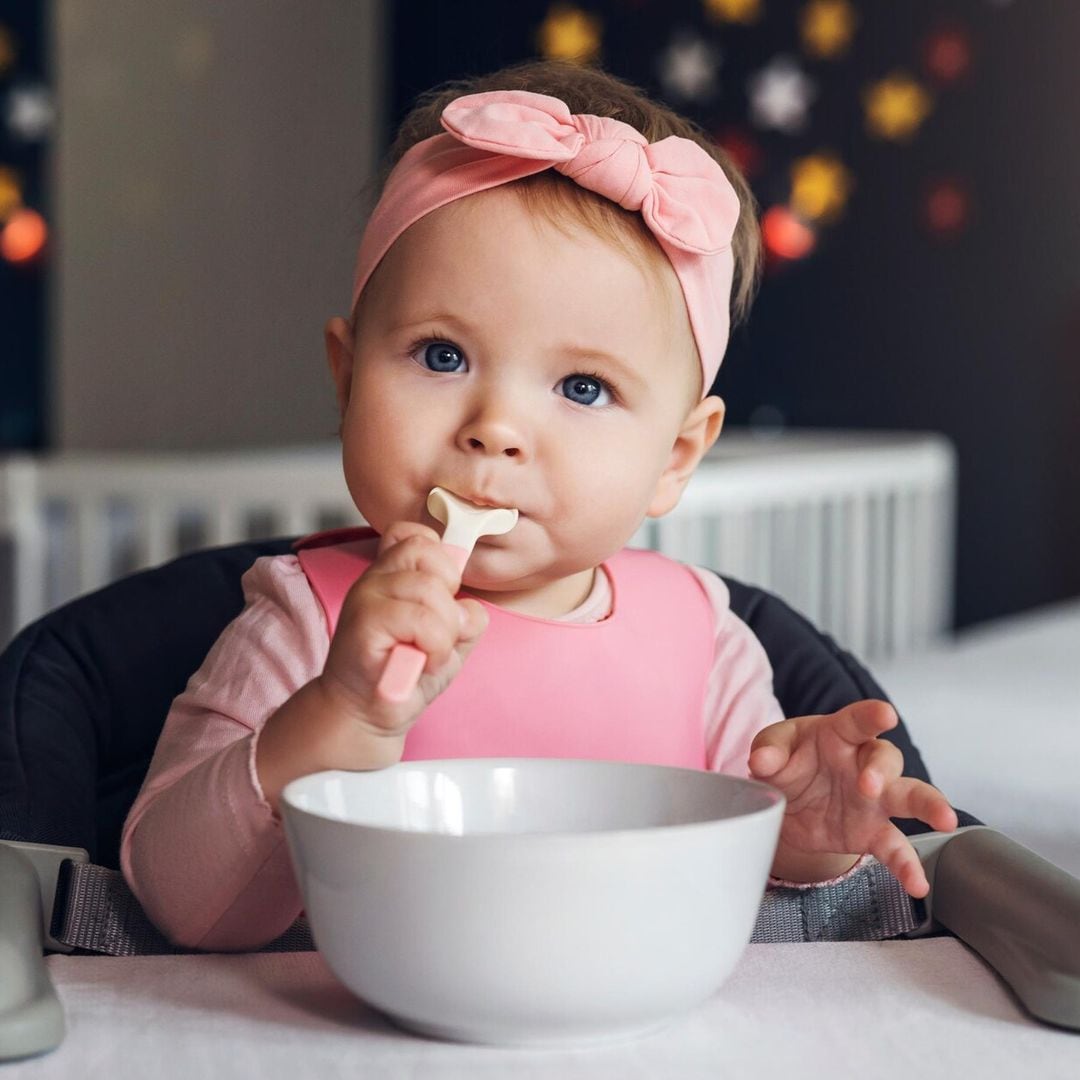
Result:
[657, 30, 722, 104]
[6, 83, 56, 141]
[747, 55, 816, 134]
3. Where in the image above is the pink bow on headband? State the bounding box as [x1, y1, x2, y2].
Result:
[440, 91, 740, 257]
[350, 89, 742, 397]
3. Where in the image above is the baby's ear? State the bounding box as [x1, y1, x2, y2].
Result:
[645, 396, 726, 519]
[324, 317, 356, 416]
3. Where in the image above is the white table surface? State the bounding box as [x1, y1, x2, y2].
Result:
[6, 941, 1074, 1079]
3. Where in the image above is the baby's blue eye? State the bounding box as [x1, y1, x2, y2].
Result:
[420, 340, 465, 373]
[560, 374, 612, 407]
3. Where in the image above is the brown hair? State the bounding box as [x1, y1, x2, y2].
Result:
[355, 59, 762, 368]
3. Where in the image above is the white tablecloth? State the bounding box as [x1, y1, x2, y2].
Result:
[5, 941, 1073, 1079]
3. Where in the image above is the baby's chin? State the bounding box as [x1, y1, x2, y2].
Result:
[457, 543, 531, 591]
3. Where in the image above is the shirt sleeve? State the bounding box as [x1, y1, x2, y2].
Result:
[686, 565, 869, 891]
[119, 553, 329, 950]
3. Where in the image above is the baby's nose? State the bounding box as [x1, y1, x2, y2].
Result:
[462, 431, 522, 458]
[457, 411, 526, 459]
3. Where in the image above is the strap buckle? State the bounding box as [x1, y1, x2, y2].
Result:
[0, 839, 90, 954]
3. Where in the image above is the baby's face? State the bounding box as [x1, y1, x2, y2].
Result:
[326, 186, 724, 610]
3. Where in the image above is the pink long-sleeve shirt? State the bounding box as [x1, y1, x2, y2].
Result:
[120, 545, 870, 950]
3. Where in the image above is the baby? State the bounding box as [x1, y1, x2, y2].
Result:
[121, 60, 958, 951]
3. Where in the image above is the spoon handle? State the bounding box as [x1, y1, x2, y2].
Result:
[375, 543, 472, 703]
[376, 644, 428, 704]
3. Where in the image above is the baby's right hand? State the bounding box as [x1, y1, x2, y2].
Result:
[318, 521, 490, 741]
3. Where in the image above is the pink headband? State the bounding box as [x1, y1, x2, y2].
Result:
[350, 89, 741, 397]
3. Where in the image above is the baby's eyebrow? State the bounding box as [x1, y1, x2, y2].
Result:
[388, 312, 476, 337]
[554, 342, 645, 388]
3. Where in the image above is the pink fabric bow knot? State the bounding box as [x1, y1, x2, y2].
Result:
[440, 91, 739, 257]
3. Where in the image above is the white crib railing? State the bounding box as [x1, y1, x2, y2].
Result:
[638, 432, 956, 660]
[0, 431, 955, 660]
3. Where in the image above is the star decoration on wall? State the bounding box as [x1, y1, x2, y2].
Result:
[713, 125, 764, 180]
[799, 0, 858, 61]
[790, 153, 853, 223]
[0, 165, 22, 221]
[704, 0, 762, 26]
[922, 176, 972, 238]
[863, 72, 933, 141]
[748, 55, 817, 134]
[657, 29, 722, 104]
[5, 83, 56, 141]
[923, 24, 973, 85]
[536, 3, 603, 65]
[762, 204, 816, 261]
[0, 206, 47, 265]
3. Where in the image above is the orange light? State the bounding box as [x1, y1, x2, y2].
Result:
[762, 205, 816, 261]
[0, 206, 47, 263]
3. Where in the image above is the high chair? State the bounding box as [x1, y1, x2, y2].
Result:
[1, 538, 1078, 1062]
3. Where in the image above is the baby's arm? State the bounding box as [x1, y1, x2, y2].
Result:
[121, 524, 487, 950]
[119, 554, 329, 949]
[691, 568, 867, 887]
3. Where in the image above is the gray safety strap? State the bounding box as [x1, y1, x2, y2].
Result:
[52, 861, 315, 955]
[752, 855, 923, 942]
[50, 854, 921, 956]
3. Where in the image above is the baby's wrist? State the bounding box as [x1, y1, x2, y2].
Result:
[769, 842, 864, 885]
[309, 673, 408, 760]
[256, 678, 404, 817]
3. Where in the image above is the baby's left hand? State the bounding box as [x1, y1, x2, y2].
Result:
[748, 699, 959, 897]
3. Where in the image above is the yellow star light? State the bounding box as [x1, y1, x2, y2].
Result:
[790, 153, 852, 224]
[536, 3, 603, 65]
[863, 73, 933, 141]
[800, 0, 857, 60]
[0, 166, 23, 222]
[704, 0, 762, 25]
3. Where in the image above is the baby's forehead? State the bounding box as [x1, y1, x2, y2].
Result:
[362, 188, 699, 393]
[393, 193, 689, 323]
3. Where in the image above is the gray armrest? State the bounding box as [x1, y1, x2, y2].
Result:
[0, 840, 86, 1062]
[908, 826, 1080, 1031]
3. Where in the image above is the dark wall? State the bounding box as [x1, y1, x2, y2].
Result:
[0, 1, 48, 449]
[389, 0, 1080, 630]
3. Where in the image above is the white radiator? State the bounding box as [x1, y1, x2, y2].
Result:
[0, 431, 955, 660]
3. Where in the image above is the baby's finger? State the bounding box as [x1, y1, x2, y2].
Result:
[856, 738, 904, 798]
[374, 569, 467, 632]
[881, 777, 960, 834]
[372, 532, 463, 593]
[831, 699, 898, 747]
[868, 820, 931, 898]
[374, 598, 461, 672]
[376, 521, 444, 558]
[748, 719, 799, 778]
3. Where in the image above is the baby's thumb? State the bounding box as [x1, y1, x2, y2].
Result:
[748, 718, 798, 779]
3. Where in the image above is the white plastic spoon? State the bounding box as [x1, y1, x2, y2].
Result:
[375, 487, 518, 703]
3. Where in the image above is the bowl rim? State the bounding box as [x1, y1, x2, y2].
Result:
[280, 757, 786, 842]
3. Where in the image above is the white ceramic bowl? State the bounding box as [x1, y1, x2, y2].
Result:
[281, 758, 784, 1048]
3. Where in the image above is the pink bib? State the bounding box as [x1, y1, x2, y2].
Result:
[295, 528, 713, 769]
